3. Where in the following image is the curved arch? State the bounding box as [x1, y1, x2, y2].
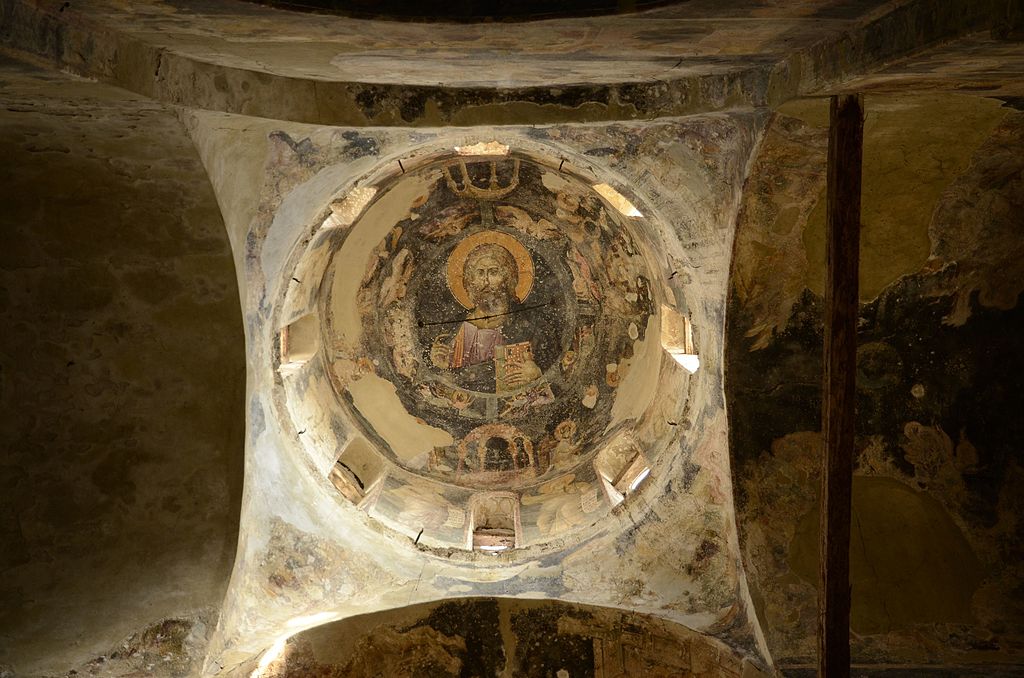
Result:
[244, 598, 769, 678]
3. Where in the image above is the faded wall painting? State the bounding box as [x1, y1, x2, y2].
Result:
[727, 96, 1024, 671]
[329, 155, 658, 491]
[256, 599, 760, 678]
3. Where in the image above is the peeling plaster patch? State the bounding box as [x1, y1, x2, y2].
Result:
[540, 168, 575, 194]
[592, 182, 643, 217]
[47, 614, 215, 678]
[455, 141, 509, 156]
[251, 395, 267, 438]
[329, 171, 437, 350]
[255, 517, 402, 621]
[802, 94, 1008, 302]
[348, 374, 454, 462]
[264, 160, 372, 288]
[326, 186, 377, 229]
[609, 315, 661, 427]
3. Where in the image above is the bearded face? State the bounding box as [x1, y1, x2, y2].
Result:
[464, 245, 518, 315]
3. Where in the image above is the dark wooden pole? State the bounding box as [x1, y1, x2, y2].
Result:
[819, 93, 863, 678]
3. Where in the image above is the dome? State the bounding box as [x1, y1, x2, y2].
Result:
[275, 146, 695, 553]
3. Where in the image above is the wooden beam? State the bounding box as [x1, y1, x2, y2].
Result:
[819, 93, 863, 678]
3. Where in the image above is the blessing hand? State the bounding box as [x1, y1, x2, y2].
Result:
[430, 334, 452, 369]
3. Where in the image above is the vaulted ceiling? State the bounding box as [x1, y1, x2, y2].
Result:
[1, 1, 1022, 677]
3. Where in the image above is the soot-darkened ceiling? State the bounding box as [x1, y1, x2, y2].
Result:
[242, 0, 685, 22]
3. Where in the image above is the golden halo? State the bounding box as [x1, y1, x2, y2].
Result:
[446, 230, 535, 309]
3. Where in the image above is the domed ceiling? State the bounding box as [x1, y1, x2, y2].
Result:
[7, 1, 1024, 676]
[277, 149, 694, 552]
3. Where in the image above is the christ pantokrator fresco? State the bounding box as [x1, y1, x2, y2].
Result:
[429, 231, 545, 394]
[341, 156, 659, 491]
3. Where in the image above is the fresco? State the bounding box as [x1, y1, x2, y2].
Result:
[334, 156, 656, 490]
[727, 97, 1024, 670]
[259, 599, 761, 678]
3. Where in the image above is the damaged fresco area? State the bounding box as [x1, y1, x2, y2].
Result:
[245, 598, 765, 678]
[727, 94, 1024, 671]
[31, 615, 215, 678]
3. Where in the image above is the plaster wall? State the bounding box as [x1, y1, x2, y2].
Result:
[727, 92, 1024, 674]
[0, 54, 245, 676]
